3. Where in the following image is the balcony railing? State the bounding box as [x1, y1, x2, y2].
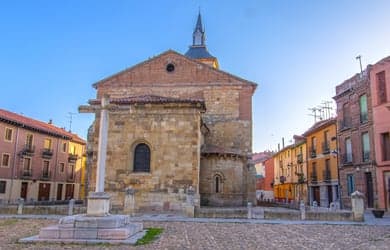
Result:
[342, 153, 353, 165]
[309, 147, 317, 158]
[68, 153, 78, 163]
[322, 141, 330, 154]
[297, 154, 303, 164]
[339, 116, 352, 130]
[41, 170, 51, 180]
[362, 151, 370, 162]
[323, 169, 331, 183]
[360, 112, 368, 123]
[310, 173, 317, 183]
[42, 148, 53, 159]
[21, 169, 32, 178]
[21, 144, 35, 156]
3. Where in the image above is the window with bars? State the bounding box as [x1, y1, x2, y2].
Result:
[133, 143, 150, 172]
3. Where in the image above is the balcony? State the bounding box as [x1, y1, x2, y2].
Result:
[360, 112, 368, 124]
[323, 169, 332, 183]
[309, 147, 317, 158]
[296, 172, 305, 184]
[310, 173, 318, 184]
[20, 144, 35, 157]
[342, 153, 353, 165]
[322, 142, 330, 154]
[297, 154, 303, 164]
[68, 153, 78, 163]
[42, 148, 53, 159]
[20, 169, 32, 179]
[362, 151, 370, 162]
[41, 170, 51, 180]
[339, 117, 352, 131]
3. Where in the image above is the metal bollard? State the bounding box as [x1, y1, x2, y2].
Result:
[247, 202, 253, 219]
[68, 199, 75, 216]
[17, 198, 24, 215]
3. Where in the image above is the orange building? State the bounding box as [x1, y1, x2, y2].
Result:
[273, 136, 308, 203]
[303, 118, 339, 207]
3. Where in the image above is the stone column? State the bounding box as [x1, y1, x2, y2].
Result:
[300, 200, 306, 220]
[17, 198, 24, 215]
[87, 95, 111, 216]
[351, 191, 365, 222]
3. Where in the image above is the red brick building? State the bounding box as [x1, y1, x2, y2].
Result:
[370, 56, 390, 210]
[0, 109, 86, 203]
[334, 68, 376, 209]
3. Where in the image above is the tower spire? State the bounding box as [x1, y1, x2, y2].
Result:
[193, 11, 205, 46]
[185, 12, 219, 69]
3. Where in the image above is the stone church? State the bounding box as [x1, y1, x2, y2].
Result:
[86, 13, 257, 213]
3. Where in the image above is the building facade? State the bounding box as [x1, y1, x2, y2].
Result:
[303, 118, 339, 207]
[273, 136, 308, 203]
[370, 56, 390, 210]
[0, 109, 86, 203]
[85, 14, 257, 213]
[253, 152, 274, 201]
[334, 69, 377, 209]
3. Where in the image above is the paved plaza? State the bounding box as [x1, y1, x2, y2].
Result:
[0, 212, 389, 249]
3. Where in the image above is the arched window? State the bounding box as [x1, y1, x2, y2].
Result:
[214, 174, 223, 193]
[215, 175, 220, 193]
[133, 143, 150, 172]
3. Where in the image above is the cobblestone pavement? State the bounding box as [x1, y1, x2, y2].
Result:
[1, 218, 390, 249]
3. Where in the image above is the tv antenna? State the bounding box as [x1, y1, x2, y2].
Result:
[67, 112, 76, 132]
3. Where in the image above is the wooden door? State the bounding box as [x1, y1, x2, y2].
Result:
[38, 183, 50, 201]
[56, 183, 63, 200]
[20, 182, 28, 200]
[65, 184, 74, 200]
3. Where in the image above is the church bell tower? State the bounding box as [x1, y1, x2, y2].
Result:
[185, 12, 219, 69]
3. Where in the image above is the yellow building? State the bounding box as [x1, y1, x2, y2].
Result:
[303, 118, 339, 207]
[68, 135, 87, 200]
[273, 136, 308, 203]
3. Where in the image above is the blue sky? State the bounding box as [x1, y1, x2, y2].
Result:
[1, 1, 389, 152]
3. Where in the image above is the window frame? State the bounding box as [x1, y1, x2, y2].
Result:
[359, 94, 368, 123]
[4, 127, 13, 142]
[347, 174, 355, 196]
[361, 132, 370, 162]
[1, 153, 10, 167]
[0, 181, 6, 194]
[133, 143, 151, 173]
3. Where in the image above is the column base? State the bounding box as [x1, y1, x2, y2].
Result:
[87, 192, 111, 216]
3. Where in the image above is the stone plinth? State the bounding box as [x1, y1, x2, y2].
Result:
[351, 191, 365, 222]
[20, 214, 144, 244]
[87, 192, 110, 216]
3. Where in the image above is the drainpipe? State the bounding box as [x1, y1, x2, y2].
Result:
[9, 127, 20, 203]
[53, 137, 60, 201]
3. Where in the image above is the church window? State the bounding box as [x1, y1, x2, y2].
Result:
[166, 63, 175, 73]
[214, 174, 223, 193]
[133, 143, 151, 172]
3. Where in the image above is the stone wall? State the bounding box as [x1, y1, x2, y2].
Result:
[199, 155, 255, 206]
[90, 103, 203, 212]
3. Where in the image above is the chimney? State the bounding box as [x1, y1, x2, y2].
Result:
[282, 137, 285, 148]
[48, 119, 53, 124]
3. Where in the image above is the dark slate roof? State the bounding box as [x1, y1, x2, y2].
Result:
[185, 46, 216, 59]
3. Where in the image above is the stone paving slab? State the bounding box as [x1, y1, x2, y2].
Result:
[19, 230, 146, 245]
